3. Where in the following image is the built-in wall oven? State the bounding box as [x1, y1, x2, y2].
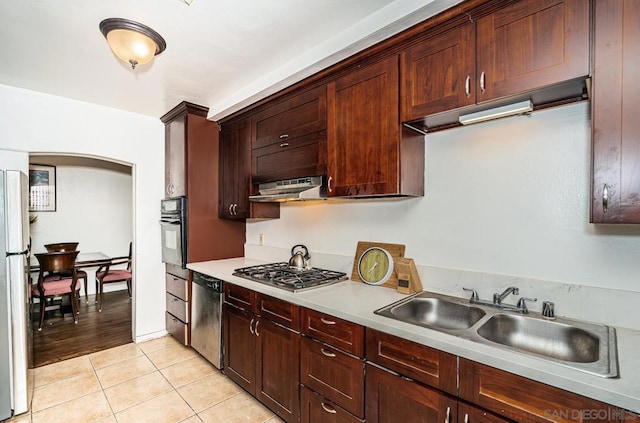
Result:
[160, 196, 187, 268]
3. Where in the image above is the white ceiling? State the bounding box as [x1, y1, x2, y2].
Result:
[0, 0, 462, 121]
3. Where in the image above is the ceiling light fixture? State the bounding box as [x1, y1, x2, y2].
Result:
[99, 18, 167, 70]
[458, 100, 533, 125]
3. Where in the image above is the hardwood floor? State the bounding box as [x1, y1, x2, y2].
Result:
[32, 289, 132, 367]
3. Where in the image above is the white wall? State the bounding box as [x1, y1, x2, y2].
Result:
[247, 102, 640, 293]
[29, 159, 133, 296]
[0, 84, 166, 341]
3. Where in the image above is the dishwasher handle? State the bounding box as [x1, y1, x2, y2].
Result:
[192, 272, 223, 292]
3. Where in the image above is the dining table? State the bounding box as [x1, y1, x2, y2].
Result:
[29, 251, 112, 272]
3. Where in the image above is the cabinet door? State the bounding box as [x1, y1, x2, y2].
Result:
[401, 21, 476, 120]
[476, 0, 589, 103]
[219, 118, 250, 219]
[165, 114, 186, 197]
[256, 318, 300, 423]
[366, 363, 456, 423]
[222, 304, 256, 394]
[327, 56, 400, 197]
[591, 0, 640, 223]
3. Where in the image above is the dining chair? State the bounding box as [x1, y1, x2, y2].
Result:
[32, 251, 81, 330]
[44, 242, 89, 302]
[95, 242, 132, 312]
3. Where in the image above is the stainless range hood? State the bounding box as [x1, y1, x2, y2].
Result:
[249, 176, 327, 202]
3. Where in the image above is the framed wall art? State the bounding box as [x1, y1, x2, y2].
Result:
[29, 164, 56, 212]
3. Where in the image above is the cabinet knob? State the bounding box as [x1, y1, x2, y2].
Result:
[602, 184, 609, 213]
[279, 134, 289, 139]
[465, 75, 471, 97]
[254, 319, 260, 336]
[327, 176, 333, 193]
[480, 71, 486, 93]
[249, 318, 255, 335]
[280, 142, 289, 147]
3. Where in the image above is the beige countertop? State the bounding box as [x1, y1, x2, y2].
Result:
[188, 257, 640, 414]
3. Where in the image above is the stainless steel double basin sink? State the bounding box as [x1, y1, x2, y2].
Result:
[374, 291, 618, 378]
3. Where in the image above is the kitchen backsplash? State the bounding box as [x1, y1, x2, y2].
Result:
[245, 244, 639, 331]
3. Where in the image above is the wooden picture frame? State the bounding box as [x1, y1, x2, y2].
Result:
[29, 164, 56, 212]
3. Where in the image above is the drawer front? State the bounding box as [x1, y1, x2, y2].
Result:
[224, 283, 255, 311]
[257, 293, 300, 330]
[166, 273, 189, 301]
[302, 308, 364, 356]
[166, 312, 188, 345]
[252, 131, 326, 183]
[459, 358, 620, 423]
[365, 328, 457, 395]
[166, 292, 188, 323]
[300, 337, 364, 418]
[253, 85, 326, 150]
[300, 386, 363, 423]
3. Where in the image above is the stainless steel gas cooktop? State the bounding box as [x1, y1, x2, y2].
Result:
[233, 262, 348, 292]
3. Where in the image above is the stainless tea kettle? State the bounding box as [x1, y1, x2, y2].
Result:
[289, 244, 311, 271]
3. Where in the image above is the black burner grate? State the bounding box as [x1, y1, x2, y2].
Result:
[233, 262, 347, 292]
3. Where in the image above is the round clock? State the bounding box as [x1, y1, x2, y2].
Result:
[357, 246, 394, 285]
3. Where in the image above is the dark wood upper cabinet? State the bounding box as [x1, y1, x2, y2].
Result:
[591, 0, 640, 223]
[219, 117, 279, 220]
[161, 102, 245, 263]
[327, 55, 424, 198]
[402, 21, 476, 121]
[476, 0, 590, 103]
[402, 0, 590, 129]
[252, 85, 327, 183]
[219, 117, 251, 219]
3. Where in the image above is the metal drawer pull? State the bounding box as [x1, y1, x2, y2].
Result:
[603, 184, 609, 213]
[249, 318, 255, 335]
[321, 403, 337, 414]
[320, 348, 336, 358]
[279, 134, 289, 139]
[465, 75, 471, 97]
[255, 320, 260, 336]
[228, 204, 233, 215]
[480, 71, 486, 93]
[464, 414, 469, 423]
[280, 142, 289, 147]
[445, 406, 451, 423]
[320, 317, 336, 325]
[327, 176, 333, 193]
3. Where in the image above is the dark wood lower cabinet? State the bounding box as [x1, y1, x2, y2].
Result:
[256, 317, 300, 422]
[300, 386, 363, 423]
[365, 363, 457, 423]
[222, 304, 255, 394]
[222, 296, 300, 423]
[459, 358, 622, 423]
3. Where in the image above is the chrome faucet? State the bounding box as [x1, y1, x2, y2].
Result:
[493, 287, 519, 305]
[463, 286, 536, 314]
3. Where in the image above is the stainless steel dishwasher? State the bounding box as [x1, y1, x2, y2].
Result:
[191, 272, 223, 368]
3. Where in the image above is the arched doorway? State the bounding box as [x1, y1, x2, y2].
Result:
[28, 154, 134, 366]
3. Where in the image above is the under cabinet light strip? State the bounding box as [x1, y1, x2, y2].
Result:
[458, 100, 533, 125]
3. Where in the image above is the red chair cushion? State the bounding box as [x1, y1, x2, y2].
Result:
[98, 269, 131, 283]
[32, 280, 81, 297]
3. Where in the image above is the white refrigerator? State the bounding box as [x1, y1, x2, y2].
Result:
[0, 170, 31, 420]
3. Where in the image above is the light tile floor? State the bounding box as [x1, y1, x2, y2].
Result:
[4, 335, 284, 423]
